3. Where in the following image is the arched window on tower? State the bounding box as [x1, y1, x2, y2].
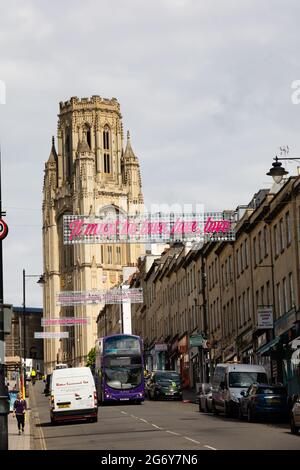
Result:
[103, 127, 110, 150]
[86, 128, 91, 149]
[66, 132, 72, 181]
[82, 124, 92, 149]
[103, 126, 111, 174]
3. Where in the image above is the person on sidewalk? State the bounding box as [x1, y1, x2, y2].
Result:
[13, 393, 27, 435]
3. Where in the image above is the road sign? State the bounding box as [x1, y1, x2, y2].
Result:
[0, 219, 8, 240]
[189, 334, 204, 347]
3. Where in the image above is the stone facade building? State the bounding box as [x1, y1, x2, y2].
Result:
[128, 178, 300, 394]
[42, 96, 144, 372]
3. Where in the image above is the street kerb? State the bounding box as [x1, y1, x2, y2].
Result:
[29, 383, 47, 450]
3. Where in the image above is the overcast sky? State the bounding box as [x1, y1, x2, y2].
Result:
[1, 0, 300, 307]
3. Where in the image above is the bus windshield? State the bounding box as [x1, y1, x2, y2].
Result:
[105, 366, 143, 390]
[104, 335, 141, 355]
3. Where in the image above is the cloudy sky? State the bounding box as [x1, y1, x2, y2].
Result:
[1, 0, 300, 307]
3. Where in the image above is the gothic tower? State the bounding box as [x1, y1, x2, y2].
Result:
[42, 96, 144, 372]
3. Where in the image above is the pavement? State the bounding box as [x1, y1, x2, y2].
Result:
[29, 381, 300, 450]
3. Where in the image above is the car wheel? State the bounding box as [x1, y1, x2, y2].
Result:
[247, 407, 253, 423]
[238, 406, 244, 420]
[204, 400, 209, 413]
[290, 416, 299, 434]
[199, 400, 203, 412]
[224, 402, 231, 417]
[91, 415, 98, 423]
[212, 401, 219, 415]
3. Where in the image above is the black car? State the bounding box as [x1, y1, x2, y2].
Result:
[147, 371, 182, 401]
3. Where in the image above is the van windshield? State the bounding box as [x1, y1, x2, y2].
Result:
[229, 372, 267, 388]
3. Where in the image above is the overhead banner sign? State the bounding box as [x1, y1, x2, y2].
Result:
[257, 307, 273, 329]
[34, 332, 69, 339]
[57, 288, 143, 306]
[41, 318, 90, 327]
[63, 212, 236, 245]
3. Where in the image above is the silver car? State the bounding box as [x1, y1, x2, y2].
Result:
[198, 383, 213, 413]
[290, 395, 300, 434]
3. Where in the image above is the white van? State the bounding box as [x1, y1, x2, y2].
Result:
[211, 363, 268, 417]
[50, 367, 98, 424]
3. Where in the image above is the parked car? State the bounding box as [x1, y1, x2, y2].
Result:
[197, 383, 213, 413]
[147, 370, 182, 400]
[50, 367, 98, 424]
[290, 395, 300, 434]
[212, 363, 268, 417]
[239, 383, 289, 422]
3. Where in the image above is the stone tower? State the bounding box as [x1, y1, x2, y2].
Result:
[42, 96, 144, 372]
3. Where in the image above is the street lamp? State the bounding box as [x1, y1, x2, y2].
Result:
[22, 270, 44, 397]
[266, 155, 300, 184]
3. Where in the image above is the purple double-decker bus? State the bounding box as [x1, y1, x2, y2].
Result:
[95, 334, 145, 404]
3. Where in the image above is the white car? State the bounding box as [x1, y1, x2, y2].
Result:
[290, 396, 300, 434]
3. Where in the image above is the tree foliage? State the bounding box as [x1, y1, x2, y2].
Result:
[86, 347, 96, 368]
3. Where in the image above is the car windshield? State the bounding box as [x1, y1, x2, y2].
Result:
[156, 372, 181, 383]
[105, 366, 142, 390]
[229, 372, 267, 388]
[258, 387, 287, 395]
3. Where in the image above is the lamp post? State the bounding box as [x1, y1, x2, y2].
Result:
[22, 270, 44, 397]
[0, 146, 9, 450]
[266, 154, 300, 183]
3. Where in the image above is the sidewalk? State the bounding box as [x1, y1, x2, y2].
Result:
[8, 395, 31, 450]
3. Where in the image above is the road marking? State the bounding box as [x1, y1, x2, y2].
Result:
[130, 414, 136, 418]
[204, 445, 217, 450]
[184, 436, 201, 445]
[166, 430, 181, 436]
[121, 411, 128, 415]
[151, 424, 163, 430]
[139, 418, 149, 423]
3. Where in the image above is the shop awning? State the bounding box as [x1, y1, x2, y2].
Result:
[256, 337, 280, 356]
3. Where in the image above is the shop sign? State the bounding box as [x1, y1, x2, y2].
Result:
[257, 307, 273, 329]
[240, 330, 253, 351]
[178, 335, 188, 353]
[257, 332, 267, 349]
[171, 339, 178, 353]
[154, 343, 168, 352]
[274, 309, 296, 337]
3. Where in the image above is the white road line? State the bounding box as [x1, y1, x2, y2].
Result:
[151, 424, 164, 430]
[166, 430, 181, 436]
[121, 411, 128, 415]
[184, 436, 201, 445]
[130, 414, 137, 418]
[139, 418, 149, 423]
[204, 445, 217, 450]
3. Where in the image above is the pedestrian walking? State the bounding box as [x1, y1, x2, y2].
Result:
[13, 393, 27, 435]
